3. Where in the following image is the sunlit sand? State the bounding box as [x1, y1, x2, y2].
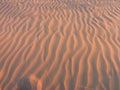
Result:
[0, 0, 120, 90]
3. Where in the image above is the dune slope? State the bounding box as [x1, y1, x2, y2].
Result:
[0, 0, 120, 90]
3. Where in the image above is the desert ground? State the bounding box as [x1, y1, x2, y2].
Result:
[0, 0, 120, 90]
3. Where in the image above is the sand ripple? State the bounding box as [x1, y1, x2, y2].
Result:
[0, 0, 120, 90]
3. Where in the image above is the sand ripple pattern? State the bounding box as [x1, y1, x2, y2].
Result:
[0, 0, 120, 90]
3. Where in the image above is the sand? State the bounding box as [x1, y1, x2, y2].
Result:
[0, 0, 120, 90]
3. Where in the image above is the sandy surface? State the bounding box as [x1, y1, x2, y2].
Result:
[0, 0, 120, 90]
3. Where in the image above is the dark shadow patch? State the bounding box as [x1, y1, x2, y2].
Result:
[17, 77, 32, 90]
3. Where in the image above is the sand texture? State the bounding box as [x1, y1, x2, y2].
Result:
[0, 0, 120, 90]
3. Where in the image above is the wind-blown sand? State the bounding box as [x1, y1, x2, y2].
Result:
[0, 0, 120, 90]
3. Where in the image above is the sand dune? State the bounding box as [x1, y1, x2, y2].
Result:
[0, 0, 120, 90]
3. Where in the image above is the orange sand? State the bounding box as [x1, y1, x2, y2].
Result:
[0, 0, 120, 90]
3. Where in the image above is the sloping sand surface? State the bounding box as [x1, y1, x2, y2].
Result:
[0, 0, 120, 90]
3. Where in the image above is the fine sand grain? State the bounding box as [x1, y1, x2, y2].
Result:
[0, 0, 120, 90]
